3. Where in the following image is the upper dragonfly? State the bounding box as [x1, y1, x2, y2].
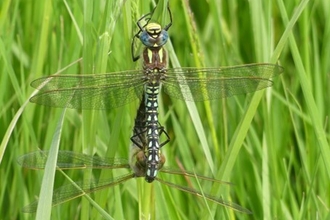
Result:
[29, 5, 283, 182]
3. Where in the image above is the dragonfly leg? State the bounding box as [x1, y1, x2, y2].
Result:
[131, 6, 156, 61]
[130, 124, 170, 149]
[163, 3, 172, 31]
[130, 127, 147, 149]
[158, 124, 170, 147]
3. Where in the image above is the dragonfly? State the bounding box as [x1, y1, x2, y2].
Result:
[29, 4, 283, 182]
[18, 95, 252, 214]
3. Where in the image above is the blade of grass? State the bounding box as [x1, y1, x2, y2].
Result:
[80, 1, 96, 219]
[35, 110, 65, 220]
[277, 0, 330, 178]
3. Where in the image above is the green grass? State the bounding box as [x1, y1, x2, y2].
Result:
[1, 0, 329, 219]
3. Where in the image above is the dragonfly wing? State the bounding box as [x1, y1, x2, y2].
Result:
[17, 151, 130, 169]
[163, 64, 283, 101]
[155, 177, 252, 214]
[22, 173, 135, 213]
[160, 166, 232, 185]
[30, 71, 146, 110]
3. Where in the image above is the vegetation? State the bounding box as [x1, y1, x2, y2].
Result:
[0, 0, 328, 219]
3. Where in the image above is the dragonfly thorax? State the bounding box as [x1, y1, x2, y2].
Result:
[143, 47, 168, 71]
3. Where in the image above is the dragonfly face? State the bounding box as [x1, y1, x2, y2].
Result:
[139, 23, 169, 48]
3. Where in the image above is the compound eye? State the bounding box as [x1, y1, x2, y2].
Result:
[139, 22, 169, 48]
[139, 29, 168, 48]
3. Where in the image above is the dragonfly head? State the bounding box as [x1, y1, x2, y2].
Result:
[129, 149, 157, 183]
[140, 22, 169, 48]
[130, 148, 148, 177]
[146, 23, 162, 36]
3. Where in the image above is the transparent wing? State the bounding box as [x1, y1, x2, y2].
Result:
[163, 63, 283, 101]
[22, 173, 135, 213]
[19, 151, 251, 213]
[160, 167, 233, 185]
[156, 177, 252, 214]
[17, 151, 130, 170]
[30, 70, 146, 110]
[30, 64, 283, 109]
[18, 151, 134, 213]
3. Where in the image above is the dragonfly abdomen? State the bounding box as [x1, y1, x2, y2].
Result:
[144, 82, 161, 183]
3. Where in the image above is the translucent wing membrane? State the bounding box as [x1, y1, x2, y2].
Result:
[156, 178, 252, 214]
[17, 151, 130, 169]
[30, 64, 283, 109]
[19, 151, 251, 214]
[30, 71, 146, 109]
[159, 167, 233, 185]
[22, 173, 135, 213]
[163, 64, 283, 101]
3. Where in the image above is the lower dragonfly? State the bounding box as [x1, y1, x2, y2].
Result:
[18, 95, 252, 214]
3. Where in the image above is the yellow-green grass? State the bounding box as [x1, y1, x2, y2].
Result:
[1, 0, 329, 219]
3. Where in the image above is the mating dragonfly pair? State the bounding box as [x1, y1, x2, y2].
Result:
[19, 4, 283, 214]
